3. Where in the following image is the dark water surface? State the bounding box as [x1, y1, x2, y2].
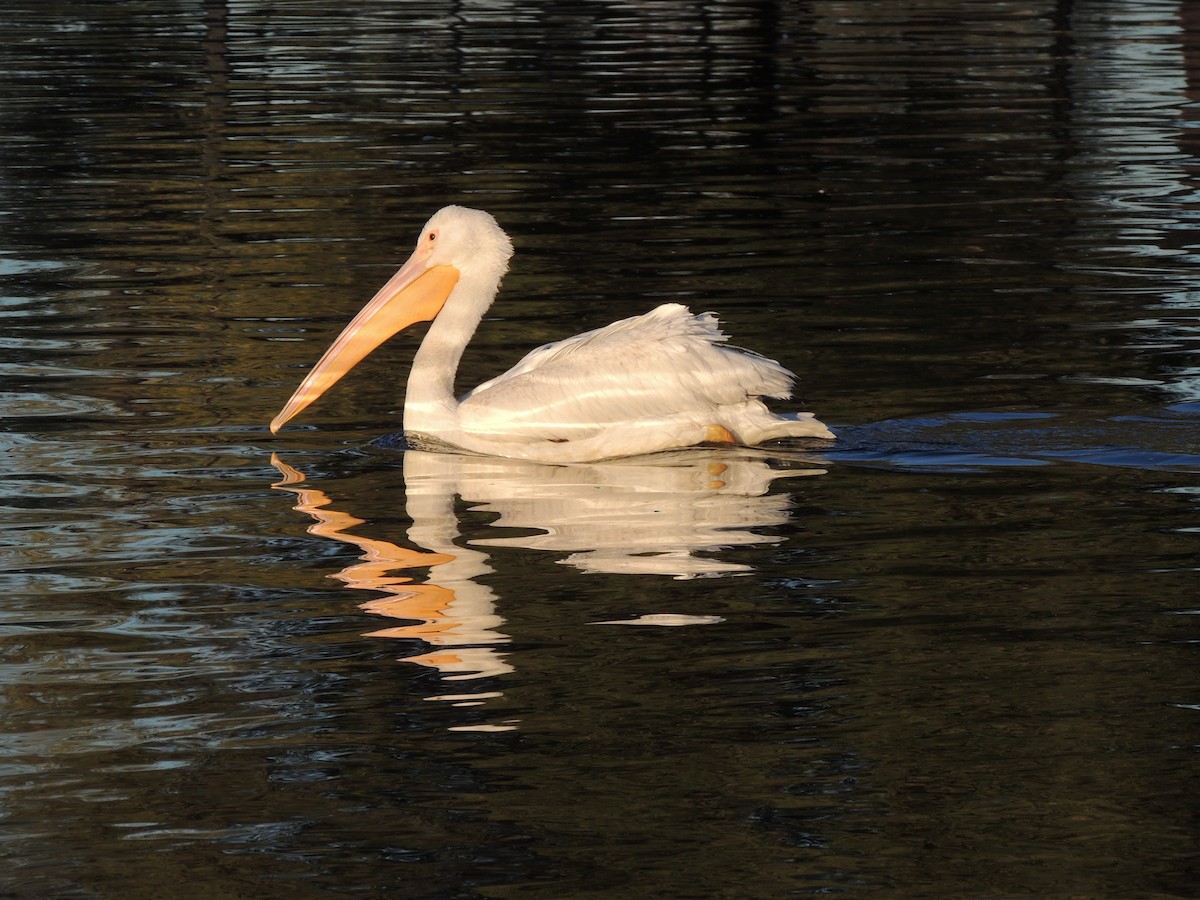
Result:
[2, 1, 1198, 897]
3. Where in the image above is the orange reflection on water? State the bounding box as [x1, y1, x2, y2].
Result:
[269, 453, 513, 682]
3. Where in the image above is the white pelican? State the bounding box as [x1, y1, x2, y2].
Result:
[270, 206, 834, 462]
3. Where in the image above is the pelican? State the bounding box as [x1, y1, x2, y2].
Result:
[270, 206, 834, 462]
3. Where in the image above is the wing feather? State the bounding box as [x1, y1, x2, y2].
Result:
[457, 304, 796, 442]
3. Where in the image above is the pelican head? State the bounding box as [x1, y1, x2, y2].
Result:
[421, 205, 514, 281]
[270, 205, 513, 433]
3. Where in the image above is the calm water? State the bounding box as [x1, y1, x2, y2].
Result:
[2, 1, 1198, 896]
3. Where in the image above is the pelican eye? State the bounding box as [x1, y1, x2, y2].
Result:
[427, 231, 437, 242]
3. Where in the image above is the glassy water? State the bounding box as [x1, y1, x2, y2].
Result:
[2, 1, 1197, 896]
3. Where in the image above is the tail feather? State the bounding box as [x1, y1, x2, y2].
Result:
[751, 411, 836, 442]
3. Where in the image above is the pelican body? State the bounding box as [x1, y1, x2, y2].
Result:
[270, 206, 834, 462]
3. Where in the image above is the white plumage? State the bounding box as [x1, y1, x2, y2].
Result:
[271, 206, 834, 462]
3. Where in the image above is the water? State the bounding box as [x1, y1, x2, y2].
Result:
[2, 1, 1198, 896]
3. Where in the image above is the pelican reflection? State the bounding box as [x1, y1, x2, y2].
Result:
[271, 447, 823, 705]
[404, 447, 824, 577]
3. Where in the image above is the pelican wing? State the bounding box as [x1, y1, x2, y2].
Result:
[457, 304, 796, 442]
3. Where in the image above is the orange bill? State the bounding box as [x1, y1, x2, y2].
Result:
[270, 262, 459, 433]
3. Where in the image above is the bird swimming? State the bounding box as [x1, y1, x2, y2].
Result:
[270, 206, 834, 462]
